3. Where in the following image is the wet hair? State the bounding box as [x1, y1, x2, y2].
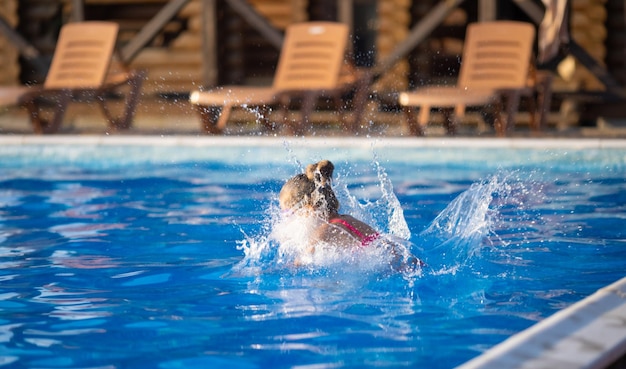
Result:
[279, 173, 315, 210]
[279, 160, 340, 215]
[306, 160, 334, 187]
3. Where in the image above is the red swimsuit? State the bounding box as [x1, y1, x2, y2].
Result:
[329, 218, 379, 247]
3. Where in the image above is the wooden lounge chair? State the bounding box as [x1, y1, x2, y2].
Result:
[190, 21, 363, 135]
[19, 21, 145, 134]
[398, 21, 538, 136]
[0, 86, 30, 108]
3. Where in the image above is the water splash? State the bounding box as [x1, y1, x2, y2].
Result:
[232, 165, 540, 291]
[335, 159, 411, 240]
[233, 208, 399, 278]
[418, 170, 542, 275]
[419, 175, 501, 268]
[231, 162, 416, 278]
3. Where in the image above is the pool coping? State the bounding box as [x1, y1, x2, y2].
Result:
[0, 135, 625, 149]
[456, 276, 626, 369]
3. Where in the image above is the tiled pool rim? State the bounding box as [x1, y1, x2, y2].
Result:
[3, 135, 626, 369]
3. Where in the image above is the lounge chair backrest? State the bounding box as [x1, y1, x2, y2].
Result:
[273, 22, 348, 91]
[44, 22, 119, 89]
[458, 21, 535, 90]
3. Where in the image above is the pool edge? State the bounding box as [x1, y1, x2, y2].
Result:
[456, 276, 626, 369]
[1, 135, 626, 149]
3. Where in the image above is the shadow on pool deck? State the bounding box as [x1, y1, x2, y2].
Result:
[1, 95, 626, 138]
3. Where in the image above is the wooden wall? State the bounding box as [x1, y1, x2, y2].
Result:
[409, 0, 477, 88]
[40, 0, 307, 94]
[16, 0, 65, 84]
[604, 0, 625, 88]
[405, 1, 620, 95]
[407, 0, 470, 89]
[214, 0, 307, 86]
[13, 0, 312, 93]
[565, 0, 608, 90]
[125, 0, 307, 93]
[0, 0, 20, 86]
[374, 0, 411, 93]
[6, 0, 624, 97]
[119, 0, 205, 94]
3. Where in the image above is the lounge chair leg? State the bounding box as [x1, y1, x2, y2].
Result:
[258, 105, 274, 132]
[99, 70, 146, 131]
[492, 98, 506, 137]
[216, 104, 232, 131]
[197, 105, 223, 134]
[494, 119, 505, 136]
[527, 88, 538, 134]
[442, 109, 457, 136]
[332, 92, 347, 132]
[504, 91, 522, 135]
[119, 70, 145, 129]
[278, 95, 296, 135]
[533, 72, 553, 132]
[23, 90, 71, 134]
[402, 106, 424, 136]
[298, 91, 317, 136]
[23, 100, 45, 134]
[349, 71, 371, 133]
[481, 105, 498, 130]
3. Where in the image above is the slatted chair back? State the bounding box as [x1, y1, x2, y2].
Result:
[272, 22, 348, 91]
[44, 22, 119, 90]
[458, 21, 535, 90]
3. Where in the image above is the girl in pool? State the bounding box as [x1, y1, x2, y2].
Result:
[278, 160, 421, 269]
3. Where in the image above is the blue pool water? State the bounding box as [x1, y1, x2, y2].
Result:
[1, 138, 625, 368]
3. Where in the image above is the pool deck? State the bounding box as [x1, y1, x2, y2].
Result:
[1, 95, 626, 138]
[2, 97, 626, 369]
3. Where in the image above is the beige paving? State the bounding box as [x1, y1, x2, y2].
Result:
[1, 94, 626, 139]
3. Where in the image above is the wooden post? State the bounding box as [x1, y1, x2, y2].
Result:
[338, 0, 353, 28]
[510, 0, 543, 23]
[201, 0, 218, 87]
[0, 15, 47, 75]
[478, 0, 497, 22]
[71, 0, 84, 22]
[337, 0, 353, 53]
[120, 0, 191, 64]
[225, 0, 283, 50]
[372, 0, 466, 79]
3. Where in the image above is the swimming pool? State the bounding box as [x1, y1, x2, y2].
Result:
[1, 136, 625, 368]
